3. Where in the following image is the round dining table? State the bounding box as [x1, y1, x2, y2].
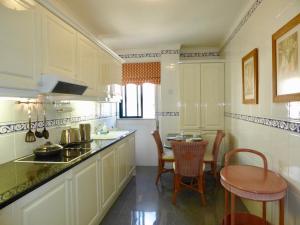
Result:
[220, 165, 288, 225]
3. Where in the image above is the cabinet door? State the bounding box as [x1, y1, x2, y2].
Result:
[200, 63, 224, 130]
[15, 174, 71, 225]
[101, 146, 116, 210]
[77, 34, 98, 94]
[0, 3, 39, 90]
[116, 141, 129, 189]
[0, 205, 16, 225]
[179, 64, 201, 130]
[42, 9, 77, 78]
[110, 58, 122, 85]
[73, 158, 99, 225]
[128, 135, 136, 175]
[96, 50, 108, 98]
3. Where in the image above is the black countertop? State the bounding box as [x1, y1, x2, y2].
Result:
[0, 130, 135, 210]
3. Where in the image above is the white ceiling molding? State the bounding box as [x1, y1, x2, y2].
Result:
[36, 0, 124, 62]
[219, 0, 264, 52]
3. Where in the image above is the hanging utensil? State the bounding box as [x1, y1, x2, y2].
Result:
[25, 106, 36, 143]
[35, 105, 43, 138]
[42, 109, 49, 139]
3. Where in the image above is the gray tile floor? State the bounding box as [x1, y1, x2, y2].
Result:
[100, 166, 247, 225]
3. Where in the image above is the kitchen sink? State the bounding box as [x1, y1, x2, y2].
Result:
[92, 130, 130, 140]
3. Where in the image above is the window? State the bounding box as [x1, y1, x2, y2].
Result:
[119, 83, 155, 119]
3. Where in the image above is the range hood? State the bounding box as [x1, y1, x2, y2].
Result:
[39, 74, 88, 95]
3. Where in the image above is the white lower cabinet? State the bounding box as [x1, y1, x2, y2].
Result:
[14, 172, 72, 225]
[0, 134, 135, 225]
[116, 141, 129, 189]
[100, 145, 117, 211]
[72, 157, 99, 225]
[128, 136, 136, 175]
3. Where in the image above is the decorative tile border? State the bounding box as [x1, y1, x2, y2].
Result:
[119, 50, 219, 59]
[225, 112, 300, 133]
[180, 51, 220, 58]
[220, 0, 264, 51]
[119, 52, 161, 59]
[0, 115, 115, 135]
[161, 49, 180, 55]
[119, 49, 180, 59]
[156, 112, 179, 117]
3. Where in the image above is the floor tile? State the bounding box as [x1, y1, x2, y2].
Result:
[100, 166, 247, 225]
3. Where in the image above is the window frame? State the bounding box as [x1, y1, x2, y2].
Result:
[119, 84, 143, 118]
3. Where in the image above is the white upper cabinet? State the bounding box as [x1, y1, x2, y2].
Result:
[200, 63, 224, 130]
[77, 34, 98, 95]
[96, 49, 108, 98]
[179, 62, 224, 132]
[0, 2, 40, 90]
[179, 64, 201, 130]
[0, 2, 121, 95]
[42, 9, 77, 79]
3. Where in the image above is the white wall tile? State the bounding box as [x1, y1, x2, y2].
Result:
[0, 134, 15, 164]
[224, 0, 300, 223]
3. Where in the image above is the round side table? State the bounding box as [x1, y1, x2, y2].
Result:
[220, 149, 288, 225]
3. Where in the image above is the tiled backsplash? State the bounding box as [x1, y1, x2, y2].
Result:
[0, 98, 117, 165]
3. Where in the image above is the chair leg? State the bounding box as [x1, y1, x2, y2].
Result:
[199, 175, 206, 206]
[172, 174, 180, 205]
[156, 162, 163, 185]
[211, 161, 217, 179]
[155, 171, 161, 185]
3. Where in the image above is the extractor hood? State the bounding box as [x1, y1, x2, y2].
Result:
[39, 74, 88, 95]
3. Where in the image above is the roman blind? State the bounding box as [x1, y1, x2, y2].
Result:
[122, 62, 161, 84]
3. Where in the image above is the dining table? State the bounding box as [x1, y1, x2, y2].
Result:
[164, 133, 203, 149]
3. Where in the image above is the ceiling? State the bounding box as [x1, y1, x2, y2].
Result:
[59, 0, 249, 50]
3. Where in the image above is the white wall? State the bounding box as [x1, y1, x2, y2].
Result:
[223, 0, 300, 224]
[117, 119, 157, 166]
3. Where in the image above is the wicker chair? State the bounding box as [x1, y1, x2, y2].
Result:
[171, 140, 208, 205]
[151, 130, 174, 185]
[204, 130, 225, 178]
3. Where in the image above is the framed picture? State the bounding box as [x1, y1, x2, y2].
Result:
[242, 48, 258, 104]
[272, 13, 300, 102]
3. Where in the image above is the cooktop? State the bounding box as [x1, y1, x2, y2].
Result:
[15, 143, 93, 164]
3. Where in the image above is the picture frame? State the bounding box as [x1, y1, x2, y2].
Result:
[272, 13, 300, 102]
[242, 48, 258, 104]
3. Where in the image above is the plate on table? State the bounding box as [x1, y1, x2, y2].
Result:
[191, 137, 203, 141]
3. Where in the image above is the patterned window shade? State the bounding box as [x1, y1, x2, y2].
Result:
[122, 62, 161, 84]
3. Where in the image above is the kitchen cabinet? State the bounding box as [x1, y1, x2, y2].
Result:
[0, 2, 40, 90]
[0, 3, 122, 95]
[77, 34, 98, 95]
[100, 145, 117, 211]
[116, 141, 129, 189]
[0, 134, 135, 225]
[179, 62, 224, 132]
[14, 172, 72, 225]
[0, 205, 15, 225]
[72, 157, 99, 225]
[200, 63, 224, 130]
[179, 64, 201, 130]
[98, 51, 122, 99]
[42, 8, 77, 79]
[128, 135, 136, 175]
